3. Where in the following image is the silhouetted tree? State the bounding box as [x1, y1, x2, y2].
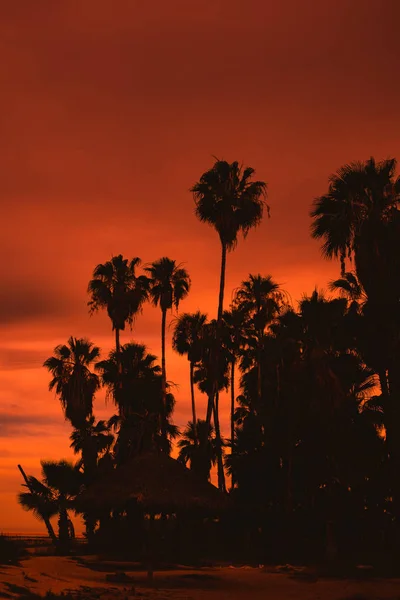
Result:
[87, 254, 149, 367]
[194, 320, 229, 491]
[311, 157, 400, 516]
[70, 416, 114, 482]
[192, 160, 268, 322]
[178, 419, 218, 481]
[221, 307, 247, 488]
[96, 343, 178, 460]
[44, 337, 100, 429]
[145, 257, 190, 434]
[18, 461, 82, 551]
[172, 311, 208, 439]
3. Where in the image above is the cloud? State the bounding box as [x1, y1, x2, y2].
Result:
[0, 348, 47, 371]
[0, 411, 66, 438]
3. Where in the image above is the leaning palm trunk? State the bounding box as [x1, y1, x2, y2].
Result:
[17, 464, 58, 546]
[230, 359, 235, 490]
[209, 241, 228, 491]
[115, 327, 124, 416]
[189, 361, 197, 440]
[213, 392, 226, 492]
[160, 308, 168, 442]
[217, 242, 227, 322]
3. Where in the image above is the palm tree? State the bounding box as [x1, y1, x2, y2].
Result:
[222, 307, 246, 488]
[310, 157, 400, 512]
[18, 460, 82, 550]
[310, 157, 400, 288]
[87, 254, 149, 359]
[43, 337, 100, 428]
[192, 160, 267, 492]
[329, 271, 366, 305]
[233, 275, 283, 408]
[192, 160, 268, 323]
[194, 320, 229, 491]
[172, 311, 208, 437]
[70, 416, 114, 482]
[144, 258, 190, 423]
[178, 420, 218, 481]
[96, 342, 178, 458]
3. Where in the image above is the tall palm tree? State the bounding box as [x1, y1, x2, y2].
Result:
[43, 337, 100, 428]
[194, 320, 229, 491]
[192, 160, 267, 491]
[178, 419, 218, 482]
[144, 258, 190, 420]
[87, 254, 149, 359]
[192, 160, 268, 322]
[172, 311, 208, 437]
[222, 307, 246, 488]
[18, 460, 82, 550]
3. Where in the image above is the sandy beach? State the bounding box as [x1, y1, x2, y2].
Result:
[2, 556, 400, 600]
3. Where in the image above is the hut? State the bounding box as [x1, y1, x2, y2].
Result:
[77, 452, 230, 577]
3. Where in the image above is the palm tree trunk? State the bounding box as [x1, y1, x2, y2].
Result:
[257, 330, 262, 403]
[190, 361, 197, 440]
[213, 392, 226, 493]
[211, 240, 227, 490]
[58, 505, 70, 552]
[115, 327, 124, 416]
[115, 327, 121, 356]
[230, 359, 235, 490]
[161, 308, 167, 441]
[206, 392, 214, 428]
[17, 464, 58, 546]
[217, 242, 227, 322]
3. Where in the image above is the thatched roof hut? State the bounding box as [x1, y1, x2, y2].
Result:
[77, 452, 229, 514]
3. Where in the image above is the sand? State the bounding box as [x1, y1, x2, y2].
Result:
[1, 556, 400, 599]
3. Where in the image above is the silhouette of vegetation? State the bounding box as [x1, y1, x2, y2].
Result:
[172, 311, 208, 439]
[43, 337, 100, 428]
[18, 461, 82, 553]
[178, 419, 218, 481]
[145, 257, 190, 437]
[16, 156, 400, 570]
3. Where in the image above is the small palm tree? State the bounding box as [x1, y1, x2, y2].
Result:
[44, 337, 100, 428]
[145, 257, 190, 420]
[18, 460, 82, 550]
[70, 416, 114, 481]
[96, 343, 177, 458]
[178, 420, 218, 481]
[329, 271, 364, 300]
[172, 311, 208, 437]
[233, 275, 283, 406]
[87, 254, 149, 358]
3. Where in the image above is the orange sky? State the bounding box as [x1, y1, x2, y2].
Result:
[1, 0, 400, 533]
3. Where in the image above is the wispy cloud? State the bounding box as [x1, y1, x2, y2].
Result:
[0, 412, 66, 438]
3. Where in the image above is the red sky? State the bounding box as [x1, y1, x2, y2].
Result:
[1, 0, 399, 533]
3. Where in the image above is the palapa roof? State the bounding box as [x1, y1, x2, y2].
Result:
[77, 451, 229, 514]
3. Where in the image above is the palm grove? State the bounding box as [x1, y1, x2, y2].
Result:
[18, 158, 400, 564]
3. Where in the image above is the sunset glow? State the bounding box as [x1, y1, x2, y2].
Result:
[1, 0, 399, 534]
